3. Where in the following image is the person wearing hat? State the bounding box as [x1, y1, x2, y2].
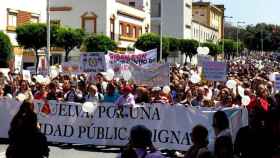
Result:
[115, 85, 135, 107]
[118, 125, 165, 158]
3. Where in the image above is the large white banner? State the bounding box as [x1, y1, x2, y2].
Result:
[0, 99, 247, 151]
[106, 49, 157, 76]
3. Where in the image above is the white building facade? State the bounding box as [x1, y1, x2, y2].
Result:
[0, 0, 47, 68]
[192, 20, 219, 43]
[50, 0, 150, 51]
[150, 0, 192, 39]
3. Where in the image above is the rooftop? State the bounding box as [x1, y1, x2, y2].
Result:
[193, 1, 225, 13]
[116, 0, 144, 11]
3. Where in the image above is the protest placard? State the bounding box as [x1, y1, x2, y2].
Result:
[80, 52, 106, 73]
[0, 99, 248, 151]
[14, 55, 23, 72]
[275, 74, 280, 90]
[203, 61, 227, 81]
[62, 62, 81, 74]
[22, 70, 31, 82]
[106, 49, 157, 75]
[26, 66, 36, 75]
[129, 63, 169, 87]
[197, 55, 212, 66]
[37, 56, 48, 76]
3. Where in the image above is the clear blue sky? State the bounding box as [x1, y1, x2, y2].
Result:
[209, 0, 279, 25]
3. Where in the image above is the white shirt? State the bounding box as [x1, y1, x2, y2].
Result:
[115, 93, 135, 107]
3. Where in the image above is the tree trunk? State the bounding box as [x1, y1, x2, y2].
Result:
[189, 55, 193, 63]
[184, 54, 188, 64]
[65, 50, 70, 62]
[35, 50, 39, 75]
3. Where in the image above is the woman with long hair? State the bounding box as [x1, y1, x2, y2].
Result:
[6, 101, 49, 158]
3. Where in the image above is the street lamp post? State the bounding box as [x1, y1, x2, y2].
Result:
[159, 0, 163, 62]
[47, 0, 51, 74]
[223, 16, 233, 60]
[236, 21, 245, 57]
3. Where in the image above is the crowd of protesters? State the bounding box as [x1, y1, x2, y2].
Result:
[2, 52, 280, 158]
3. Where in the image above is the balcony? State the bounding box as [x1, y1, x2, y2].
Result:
[6, 26, 16, 32]
[119, 35, 137, 42]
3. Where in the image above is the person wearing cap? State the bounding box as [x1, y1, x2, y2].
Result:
[118, 125, 165, 158]
[115, 85, 135, 107]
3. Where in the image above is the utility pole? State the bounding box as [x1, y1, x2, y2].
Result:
[47, 0, 51, 74]
[237, 21, 245, 57]
[159, 0, 163, 62]
[261, 28, 264, 55]
[223, 16, 233, 60]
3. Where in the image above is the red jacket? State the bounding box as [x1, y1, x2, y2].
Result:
[248, 96, 269, 112]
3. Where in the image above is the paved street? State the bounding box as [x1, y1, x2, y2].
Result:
[0, 144, 119, 158]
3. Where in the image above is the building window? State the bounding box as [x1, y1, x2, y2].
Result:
[50, 54, 62, 65]
[132, 27, 136, 37]
[120, 23, 123, 35]
[126, 25, 130, 35]
[186, 25, 191, 29]
[145, 24, 149, 33]
[119, 21, 141, 41]
[185, 3, 191, 8]
[30, 16, 39, 23]
[129, 2, 136, 7]
[82, 18, 96, 33]
[7, 11, 17, 31]
[50, 20, 61, 26]
[81, 12, 97, 33]
[110, 16, 115, 40]
[139, 27, 142, 36]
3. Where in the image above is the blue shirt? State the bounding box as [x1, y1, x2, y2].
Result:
[103, 92, 120, 103]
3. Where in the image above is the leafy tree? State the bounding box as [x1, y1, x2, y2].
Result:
[168, 37, 180, 52]
[162, 37, 170, 61]
[225, 22, 280, 52]
[202, 42, 221, 59]
[134, 33, 170, 61]
[179, 39, 199, 62]
[83, 34, 117, 53]
[219, 39, 234, 60]
[16, 23, 46, 72]
[0, 31, 13, 67]
[53, 27, 84, 62]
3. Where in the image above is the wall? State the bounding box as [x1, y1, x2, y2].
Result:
[50, 0, 108, 34]
[0, 0, 47, 45]
[151, 0, 192, 39]
[192, 6, 209, 26]
[183, 0, 192, 39]
[192, 21, 219, 43]
[162, 0, 184, 38]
